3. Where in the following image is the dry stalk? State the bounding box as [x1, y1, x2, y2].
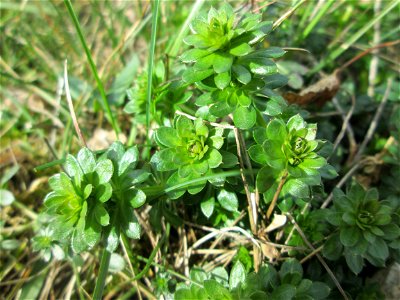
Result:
[286, 213, 349, 300]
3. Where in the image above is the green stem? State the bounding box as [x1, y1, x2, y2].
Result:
[64, 0, 121, 138]
[132, 232, 166, 281]
[146, 0, 160, 135]
[93, 249, 111, 300]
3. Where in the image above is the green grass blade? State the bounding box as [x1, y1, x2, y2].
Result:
[310, 0, 400, 74]
[93, 248, 111, 300]
[164, 170, 243, 193]
[146, 0, 161, 135]
[63, 0, 121, 137]
[302, 0, 335, 39]
[166, 0, 205, 58]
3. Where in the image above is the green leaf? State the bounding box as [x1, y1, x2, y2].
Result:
[248, 145, 268, 165]
[121, 169, 150, 189]
[230, 43, 252, 56]
[95, 183, 112, 203]
[182, 68, 213, 84]
[220, 151, 238, 168]
[151, 149, 177, 172]
[201, 196, 215, 218]
[237, 92, 251, 107]
[204, 280, 233, 300]
[84, 213, 101, 248]
[263, 74, 288, 89]
[156, 127, 180, 148]
[209, 136, 224, 149]
[233, 105, 256, 129]
[48, 173, 73, 193]
[196, 92, 213, 106]
[217, 189, 238, 212]
[249, 58, 277, 75]
[0, 189, 15, 206]
[283, 179, 309, 198]
[65, 154, 83, 186]
[309, 282, 331, 299]
[71, 216, 87, 253]
[266, 118, 287, 141]
[210, 101, 235, 118]
[232, 64, 251, 84]
[94, 204, 110, 226]
[287, 114, 305, 131]
[229, 261, 246, 290]
[279, 258, 303, 285]
[122, 210, 141, 239]
[95, 159, 113, 184]
[128, 189, 146, 208]
[368, 237, 389, 260]
[109, 253, 126, 273]
[256, 166, 276, 193]
[340, 226, 361, 247]
[322, 234, 343, 260]
[106, 223, 120, 253]
[83, 184, 92, 199]
[213, 53, 233, 73]
[77, 148, 96, 174]
[253, 127, 267, 144]
[118, 146, 139, 176]
[215, 72, 231, 90]
[207, 148, 223, 168]
[344, 251, 364, 274]
[180, 48, 209, 63]
[258, 47, 286, 58]
[271, 284, 296, 300]
[166, 171, 187, 199]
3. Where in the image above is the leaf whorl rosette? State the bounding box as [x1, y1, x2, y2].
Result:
[323, 183, 400, 274]
[181, 3, 288, 129]
[249, 114, 330, 199]
[44, 148, 114, 253]
[151, 116, 225, 198]
[37, 143, 149, 254]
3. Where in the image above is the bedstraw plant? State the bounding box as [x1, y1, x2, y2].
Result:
[27, 2, 399, 300]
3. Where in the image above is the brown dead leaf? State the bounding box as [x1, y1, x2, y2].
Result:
[283, 70, 340, 106]
[265, 214, 287, 233]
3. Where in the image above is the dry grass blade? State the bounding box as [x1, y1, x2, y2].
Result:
[64, 60, 87, 148]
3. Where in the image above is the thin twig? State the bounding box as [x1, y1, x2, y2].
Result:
[329, 95, 356, 160]
[300, 245, 324, 264]
[321, 161, 363, 209]
[120, 237, 142, 300]
[286, 213, 349, 300]
[273, 0, 306, 30]
[233, 126, 260, 271]
[64, 60, 87, 148]
[175, 110, 235, 129]
[267, 171, 288, 220]
[338, 40, 400, 72]
[353, 78, 393, 162]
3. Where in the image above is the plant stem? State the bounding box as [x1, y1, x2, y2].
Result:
[146, 0, 160, 136]
[64, 0, 120, 138]
[266, 170, 288, 220]
[93, 249, 111, 300]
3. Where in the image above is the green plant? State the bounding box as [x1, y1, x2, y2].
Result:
[19, 1, 398, 300]
[181, 3, 287, 129]
[151, 115, 229, 199]
[174, 259, 330, 300]
[323, 182, 400, 274]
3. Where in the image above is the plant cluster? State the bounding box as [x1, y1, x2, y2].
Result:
[175, 259, 330, 300]
[28, 2, 399, 300]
